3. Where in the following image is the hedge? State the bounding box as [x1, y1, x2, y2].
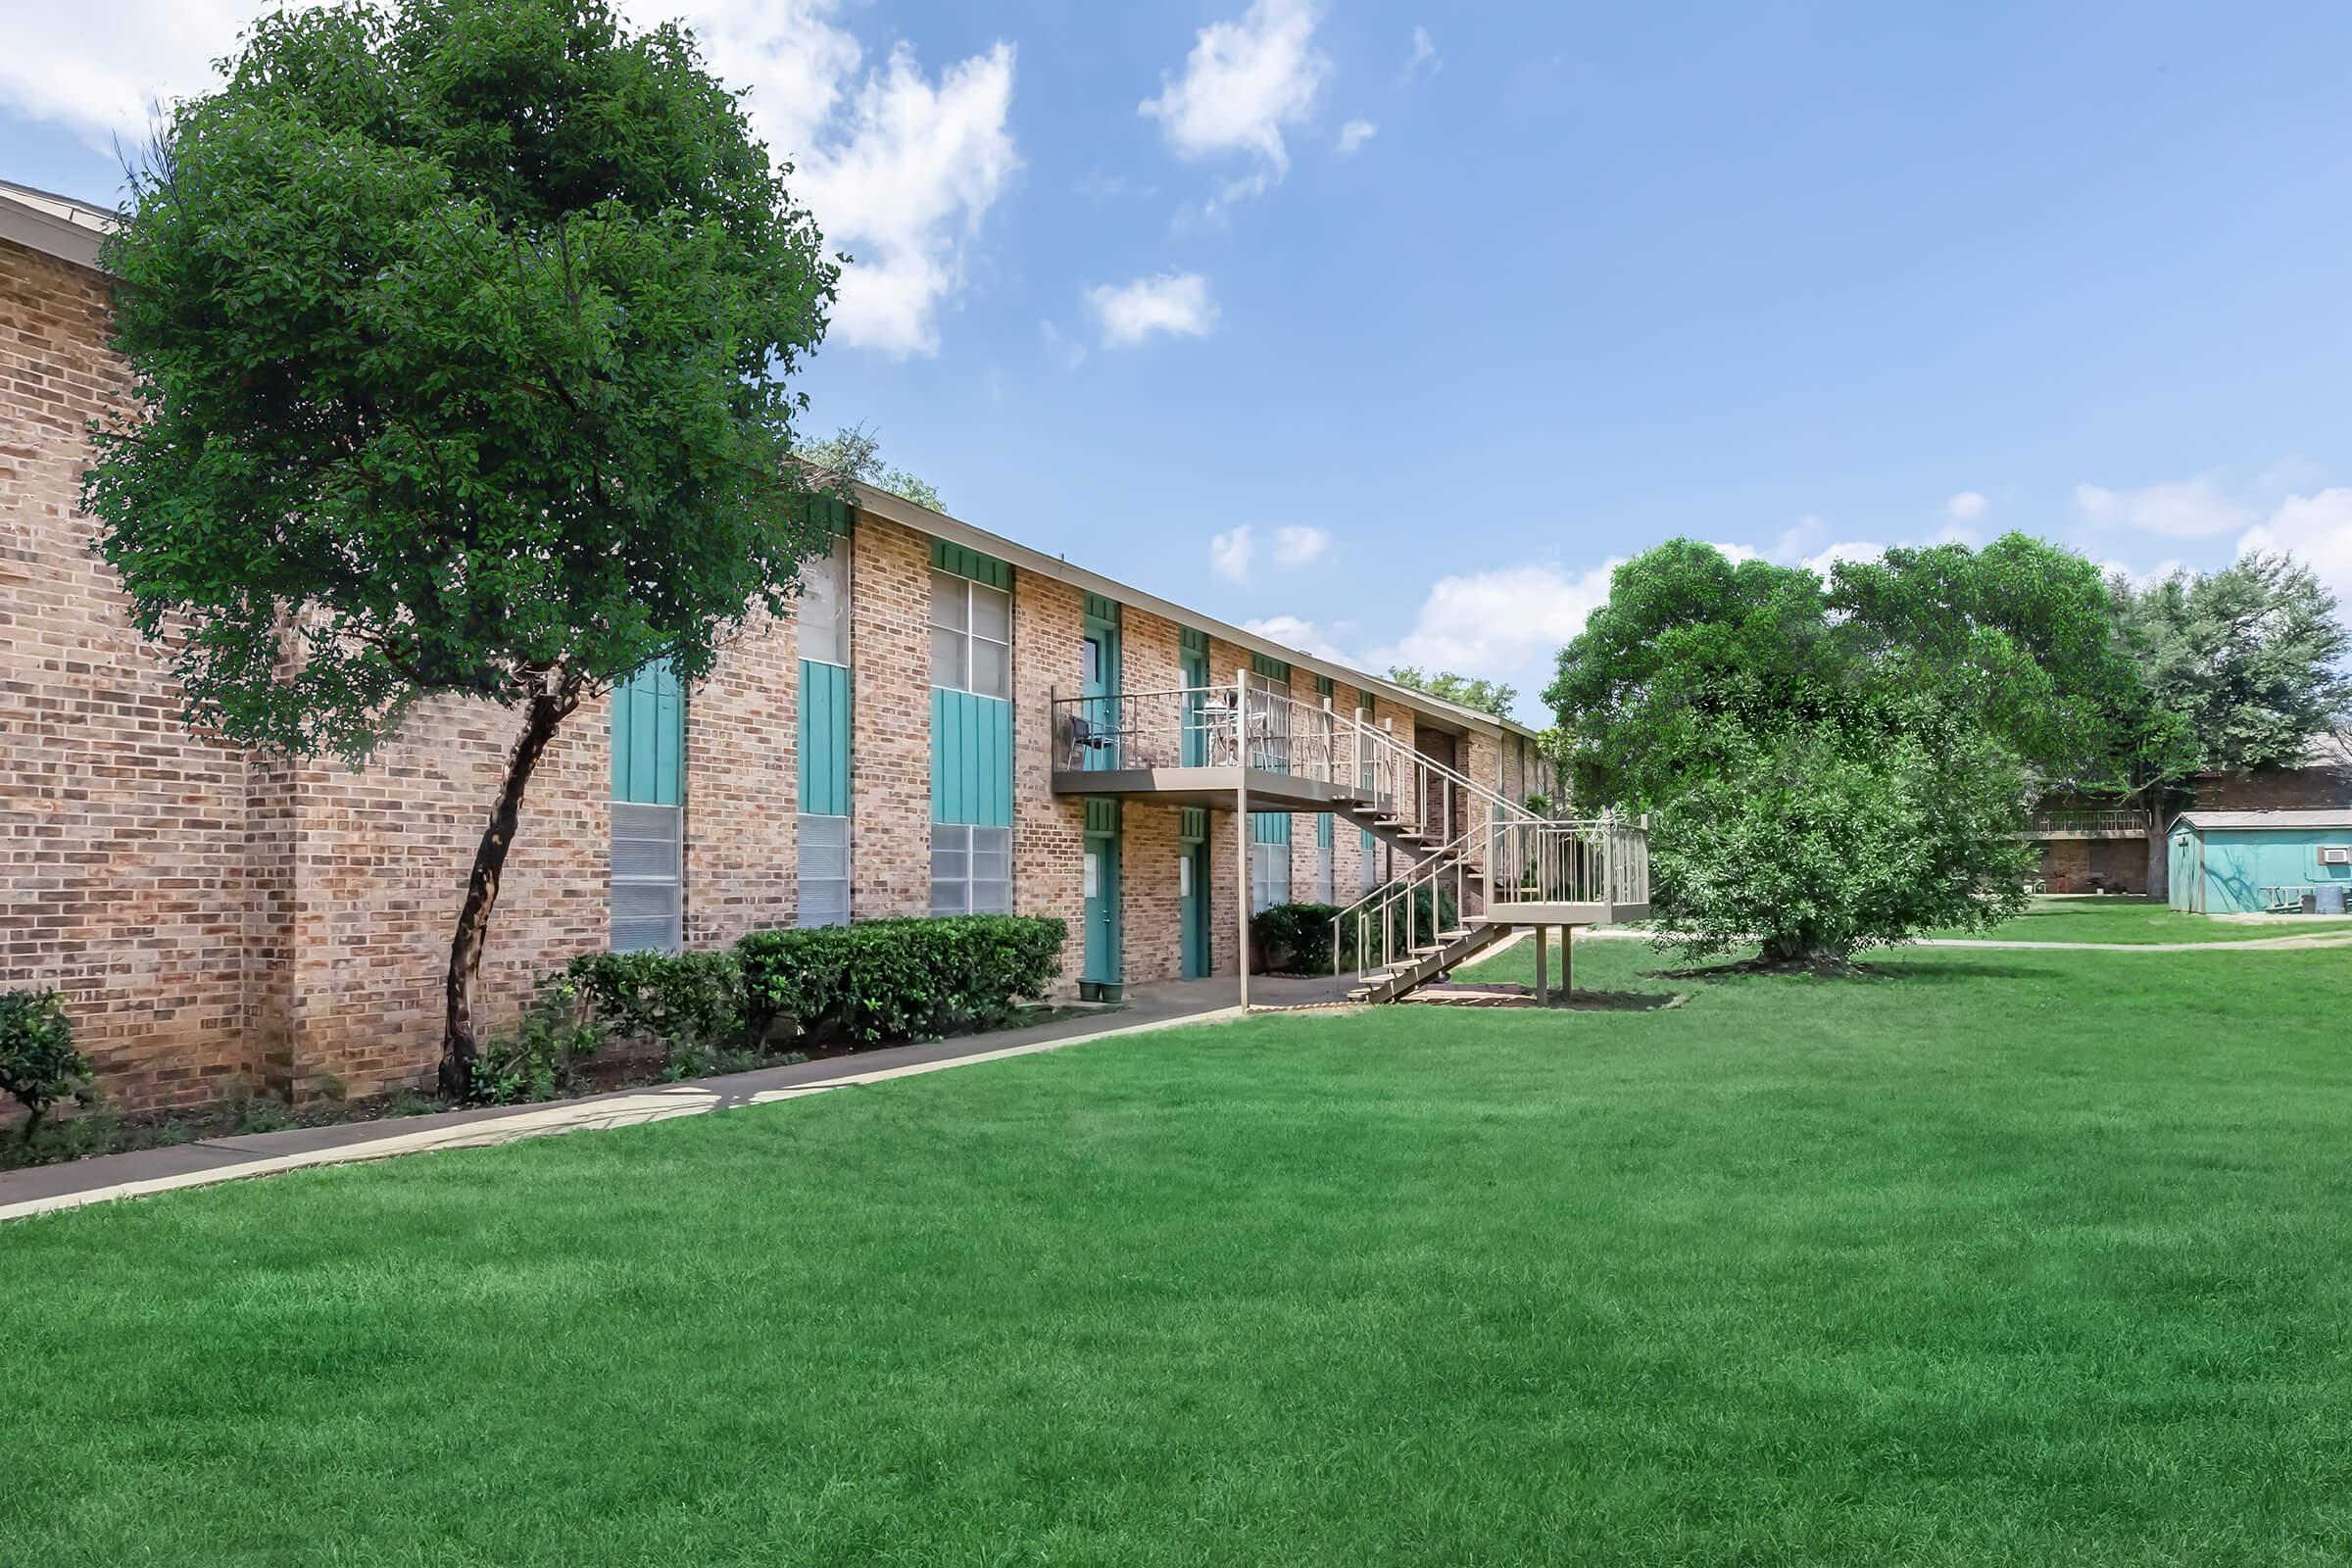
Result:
[738, 914, 1066, 1048]
[1250, 902, 1343, 973]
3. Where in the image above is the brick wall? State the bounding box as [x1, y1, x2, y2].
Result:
[849, 517, 930, 919]
[0, 238, 259, 1110]
[1122, 804, 1185, 984]
[1012, 571, 1085, 995]
[2190, 765, 2352, 811]
[685, 610, 798, 943]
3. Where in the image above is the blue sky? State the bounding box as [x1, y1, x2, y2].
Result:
[7, 1, 2351, 722]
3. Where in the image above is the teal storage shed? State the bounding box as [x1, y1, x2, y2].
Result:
[2166, 810, 2352, 914]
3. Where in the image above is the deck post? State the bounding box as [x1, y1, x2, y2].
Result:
[1235, 676, 1251, 1011]
[1560, 924, 1572, 1004]
[1534, 924, 1548, 1005]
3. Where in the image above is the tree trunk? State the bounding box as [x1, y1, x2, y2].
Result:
[2144, 803, 2169, 902]
[441, 682, 579, 1100]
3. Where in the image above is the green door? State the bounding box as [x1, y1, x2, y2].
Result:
[1180, 643, 1210, 766]
[1181, 841, 1212, 977]
[1082, 598, 1121, 771]
[1084, 827, 1122, 990]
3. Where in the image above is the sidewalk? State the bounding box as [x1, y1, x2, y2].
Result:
[0, 978, 1294, 1221]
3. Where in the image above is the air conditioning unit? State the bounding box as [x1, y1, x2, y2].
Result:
[2321, 846, 2352, 865]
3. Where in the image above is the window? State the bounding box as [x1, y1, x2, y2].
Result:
[798, 813, 849, 927]
[1317, 841, 1335, 905]
[798, 537, 849, 665]
[930, 568, 1011, 699]
[932, 823, 1012, 915]
[1360, 831, 1380, 894]
[612, 661, 684, 953]
[1250, 840, 1292, 914]
[612, 802, 684, 953]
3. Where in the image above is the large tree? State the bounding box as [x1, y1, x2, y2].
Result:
[1545, 535, 2126, 964]
[2097, 555, 2351, 886]
[83, 0, 838, 1095]
[798, 423, 943, 512]
[1387, 666, 1518, 719]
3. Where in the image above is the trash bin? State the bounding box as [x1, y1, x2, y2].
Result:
[2318, 884, 2348, 915]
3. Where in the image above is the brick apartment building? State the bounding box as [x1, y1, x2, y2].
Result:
[2025, 745, 2352, 898]
[1, 179, 1550, 1112]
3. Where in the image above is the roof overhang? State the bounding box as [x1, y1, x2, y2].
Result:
[0, 180, 113, 270]
[850, 481, 1538, 743]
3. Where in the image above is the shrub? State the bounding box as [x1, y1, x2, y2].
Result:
[568, 950, 748, 1059]
[470, 971, 612, 1105]
[1251, 902, 1344, 973]
[0, 989, 95, 1143]
[738, 915, 1066, 1049]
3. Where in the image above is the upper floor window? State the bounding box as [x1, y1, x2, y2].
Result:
[798, 538, 849, 665]
[930, 568, 1011, 699]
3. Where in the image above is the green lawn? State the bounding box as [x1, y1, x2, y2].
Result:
[7, 941, 2352, 1564]
[1934, 893, 2352, 944]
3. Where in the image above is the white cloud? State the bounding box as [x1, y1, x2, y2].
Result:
[1087, 272, 1219, 347]
[2241, 488, 2352, 609]
[2073, 476, 2253, 539]
[1945, 490, 1988, 519]
[1140, 0, 1329, 212]
[1244, 614, 1357, 664]
[1209, 525, 1256, 583]
[1798, 540, 1887, 575]
[0, 0, 1018, 359]
[1334, 119, 1377, 155]
[0, 0, 263, 151]
[1272, 524, 1331, 565]
[1401, 24, 1442, 82]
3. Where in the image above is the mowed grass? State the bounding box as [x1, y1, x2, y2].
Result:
[7, 942, 2352, 1565]
[1936, 893, 2352, 944]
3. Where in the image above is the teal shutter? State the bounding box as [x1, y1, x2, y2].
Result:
[932, 689, 1014, 826]
[931, 537, 1013, 589]
[1252, 811, 1292, 845]
[612, 661, 683, 806]
[798, 660, 852, 815]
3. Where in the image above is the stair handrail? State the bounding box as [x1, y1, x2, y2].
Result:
[1328, 813, 1487, 994]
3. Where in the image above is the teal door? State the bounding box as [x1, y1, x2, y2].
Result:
[1082, 600, 1121, 771]
[1181, 840, 1212, 977]
[1181, 643, 1209, 766]
[1084, 824, 1122, 987]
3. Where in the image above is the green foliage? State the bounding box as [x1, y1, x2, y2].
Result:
[1250, 902, 1343, 973]
[470, 972, 612, 1104]
[1387, 666, 1518, 719]
[0, 989, 94, 1142]
[738, 916, 1066, 1048]
[82, 0, 838, 760]
[1650, 721, 2035, 964]
[797, 423, 944, 512]
[567, 951, 746, 1059]
[2106, 553, 2351, 787]
[1545, 535, 2103, 961]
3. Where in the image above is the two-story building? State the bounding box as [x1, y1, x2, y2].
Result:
[3, 177, 1582, 1111]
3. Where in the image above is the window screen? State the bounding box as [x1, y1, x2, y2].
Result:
[929, 569, 1011, 699]
[798, 813, 850, 927]
[797, 538, 849, 665]
[612, 802, 683, 953]
[1250, 840, 1292, 914]
[931, 822, 1012, 915]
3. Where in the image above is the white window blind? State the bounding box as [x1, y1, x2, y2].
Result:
[612, 802, 683, 953]
[798, 813, 850, 927]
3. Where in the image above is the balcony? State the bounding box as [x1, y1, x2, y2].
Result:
[1050, 683, 1382, 814]
[2026, 808, 2149, 840]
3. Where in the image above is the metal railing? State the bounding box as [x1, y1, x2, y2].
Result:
[2026, 808, 2148, 838]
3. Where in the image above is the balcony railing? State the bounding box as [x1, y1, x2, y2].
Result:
[2027, 808, 2148, 838]
[1053, 683, 1366, 789]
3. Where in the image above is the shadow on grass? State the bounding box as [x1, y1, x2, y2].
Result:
[1645, 956, 2050, 985]
[1556, 989, 1687, 1012]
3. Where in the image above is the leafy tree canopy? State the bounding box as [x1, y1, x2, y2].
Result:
[2102, 553, 2351, 794]
[1387, 666, 1517, 719]
[798, 424, 944, 513]
[80, 0, 839, 1088]
[85, 0, 837, 760]
[1542, 535, 2123, 961]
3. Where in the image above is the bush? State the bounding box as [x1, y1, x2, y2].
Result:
[738, 915, 1065, 1049]
[1251, 903, 1343, 973]
[470, 972, 611, 1105]
[568, 950, 748, 1059]
[0, 989, 95, 1143]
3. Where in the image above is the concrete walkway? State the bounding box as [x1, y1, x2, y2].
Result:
[0, 976, 1331, 1222]
[1572, 926, 2352, 954]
